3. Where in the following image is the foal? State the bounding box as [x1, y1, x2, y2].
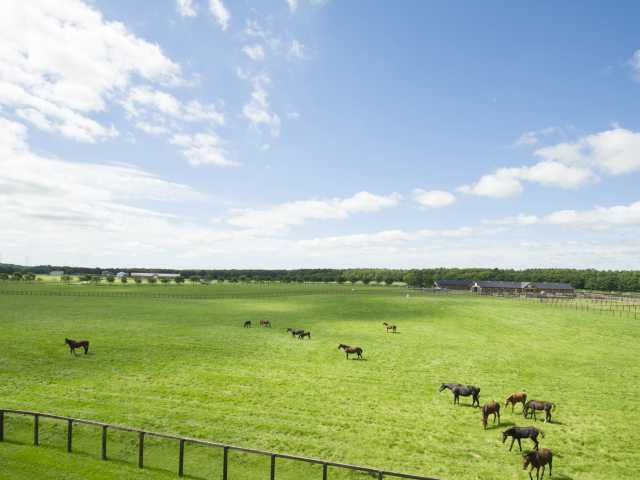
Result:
[502, 426, 544, 451]
[382, 322, 397, 333]
[523, 448, 553, 480]
[524, 400, 555, 423]
[297, 331, 311, 339]
[65, 338, 89, 355]
[452, 385, 481, 407]
[505, 391, 527, 412]
[481, 401, 501, 429]
[338, 344, 363, 359]
[243, 320, 251, 328]
[259, 319, 271, 327]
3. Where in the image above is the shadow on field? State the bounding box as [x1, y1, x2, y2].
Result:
[486, 420, 514, 430]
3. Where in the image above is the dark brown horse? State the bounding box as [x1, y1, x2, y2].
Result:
[524, 400, 555, 423]
[287, 328, 304, 337]
[297, 331, 311, 339]
[243, 320, 251, 328]
[502, 426, 544, 451]
[481, 401, 501, 429]
[452, 385, 481, 407]
[338, 344, 363, 359]
[65, 338, 89, 355]
[382, 322, 397, 333]
[523, 448, 553, 480]
[505, 391, 527, 412]
[259, 319, 271, 327]
[438, 383, 463, 393]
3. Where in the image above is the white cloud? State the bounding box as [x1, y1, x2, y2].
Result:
[242, 44, 266, 61]
[170, 132, 238, 167]
[630, 49, 640, 80]
[0, 0, 181, 142]
[514, 127, 561, 146]
[289, 40, 306, 59]
[287, 0, 299, 12]
[413, 189, 456, 208]
[241, 75, 281, 137]
[458, 170, 524, 198]
[177, 0, 197, 17]
[228, 191, 401, 232]
[209, 0, 230, 31]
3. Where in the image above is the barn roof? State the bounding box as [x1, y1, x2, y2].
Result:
[531, 282, 574, 290]
[475, 281, 529, 289]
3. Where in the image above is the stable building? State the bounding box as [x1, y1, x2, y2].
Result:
[434, 279, 475, 291]
[472, 281, 530, 295]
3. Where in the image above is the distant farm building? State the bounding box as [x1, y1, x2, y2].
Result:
[49, 270, 64, 276]
[116, 272, 128, 278]
[130, 272, 180, 280]
[434, 279, 575, 296]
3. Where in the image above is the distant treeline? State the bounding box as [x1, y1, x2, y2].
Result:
[2, 264, 640, 292]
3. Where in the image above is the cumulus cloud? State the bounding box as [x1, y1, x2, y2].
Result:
[0, 0, 181, 142]
[209, 0, 230, 31]
[413, 189, 456, 208]
[242, 44, 266, 61]
[241, 75, 281, 137]
[228, 191, 402, 232]
[170, 132, 238, 167]
[177, 0, 197, 17]
[514, 127, 561, 146]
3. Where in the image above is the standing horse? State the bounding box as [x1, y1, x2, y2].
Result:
[297, 331, 311, 339]
[523, 448, 553, 480]
[438, 383, 463, 393]
[524, 400, 555, 423]
[243, 320, 252, 328]
[287, 328, 304, 337]
[65, 338, 89, 355]
[260, 320, 271, 327]
[502, 426, 544, 451]
[452, 385, 481, 407]
[481, 401, 501, 429]
[338, 344, 363, 359]
[382, 322, 397, 333]
[505, 391, 527, 412]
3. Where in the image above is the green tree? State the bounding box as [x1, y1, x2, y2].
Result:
[106, 275, 115, 284]
[120, 277, 128, 284]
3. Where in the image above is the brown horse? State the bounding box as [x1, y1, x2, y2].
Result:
[481, 401, 501, 429]
[382, 322, 397, 333]
[260, 319, 271, 327]
[524, 400, 555, 423]
[243, 320, 251, 328]
[502, 426, 544, 451]
[523, 448, 553, 480]
[338, 344, 363, 359]
[297, 331, 311, 339]
[505, 391, 527, 412]
[65, 338, 89, 355]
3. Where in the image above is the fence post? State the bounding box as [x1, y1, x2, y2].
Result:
[322, 463, 328, 480]
[378, 471, 384, 480]
[67, 420, 73, 452]
[33, 414, 39, 446]
[101, 426, 108, 460]
[0, 411, 3, 442]
[270, 454, 276, 480]
[222, 446, 229, 480]
[178, 439, 185, 477]
[138, 432, 145, 468]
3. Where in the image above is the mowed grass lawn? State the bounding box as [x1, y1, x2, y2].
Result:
[0, 284, 638, 479]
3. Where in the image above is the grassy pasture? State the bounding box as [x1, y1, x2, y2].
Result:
[0, 284, 638, 479]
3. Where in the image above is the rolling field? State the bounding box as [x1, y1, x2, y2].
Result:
[0, 283, 638, 479]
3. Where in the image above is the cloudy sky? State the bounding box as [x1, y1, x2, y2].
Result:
[2, 0, 640, 269]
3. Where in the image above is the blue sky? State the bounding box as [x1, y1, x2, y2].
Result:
[2, 0, 640, 269]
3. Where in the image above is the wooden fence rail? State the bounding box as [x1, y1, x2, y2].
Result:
[0, 409, 438, 480]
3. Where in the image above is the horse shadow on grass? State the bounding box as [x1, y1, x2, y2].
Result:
[485, 420, 515, 430]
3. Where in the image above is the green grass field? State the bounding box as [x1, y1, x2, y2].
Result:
[0, 283, 638, 479]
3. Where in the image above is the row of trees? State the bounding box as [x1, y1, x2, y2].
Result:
[3, 264, 640, 292]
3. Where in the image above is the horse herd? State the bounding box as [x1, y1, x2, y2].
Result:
[439, 383, 556, 479]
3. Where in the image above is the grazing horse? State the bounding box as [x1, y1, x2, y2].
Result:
[243, 320, 252, 328]
[481, 401, 501, 429]
[438, 383, 463, 393]
[259, 319, 271, 328]
[505, 391, 527, 412]
[502, 426, 544, 451]
[297, 331, 311, 339]
[65, 338, 89, 355]
[287, 328, 304, 337]
[523, 448, 553, 480]
[452, 385, 481, 407]
[524, 400, 555, 423]
[338, 344, 363, 360]
[382, 322, 397, 333]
